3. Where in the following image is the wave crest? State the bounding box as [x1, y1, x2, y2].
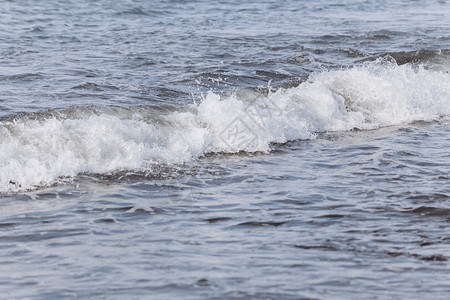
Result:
[1, 60, 449, 192]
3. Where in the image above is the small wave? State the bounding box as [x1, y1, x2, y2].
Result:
[386, 50, 446, 64]
[359, 49, 450, 66]
[0, 73, 44, 82]
[1, 59, 449, 193]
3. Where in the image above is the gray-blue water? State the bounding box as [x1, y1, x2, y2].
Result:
[1, 0, 449, 299]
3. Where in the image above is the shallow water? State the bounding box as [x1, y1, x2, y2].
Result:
[1, 121, 449, 299]
[1, 0, 449, 299]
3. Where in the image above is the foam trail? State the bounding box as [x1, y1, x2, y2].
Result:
[1, 60, 449, 192]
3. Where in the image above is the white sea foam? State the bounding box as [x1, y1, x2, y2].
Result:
[1, 60, 449, 192]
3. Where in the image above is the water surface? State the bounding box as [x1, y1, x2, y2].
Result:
[0, 0, 449, 298]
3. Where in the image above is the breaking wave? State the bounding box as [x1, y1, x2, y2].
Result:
[1, 59, 449, 192]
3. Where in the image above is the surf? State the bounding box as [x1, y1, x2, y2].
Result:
[1, 59, 449, 193]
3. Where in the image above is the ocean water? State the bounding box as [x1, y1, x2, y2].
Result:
[0, 0, 449, 298]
